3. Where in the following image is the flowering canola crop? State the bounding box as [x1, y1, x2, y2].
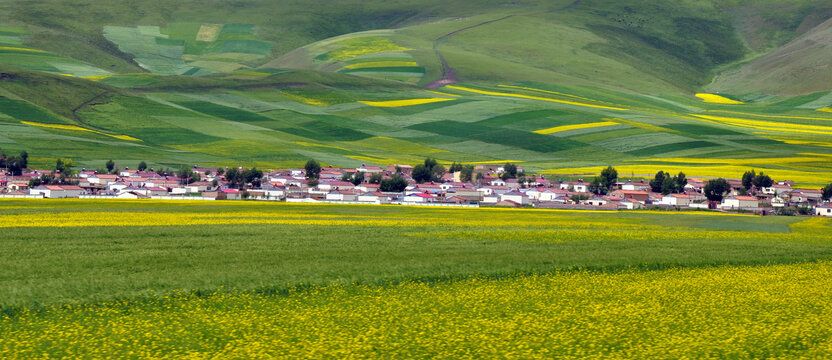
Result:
[2, 261, 831, 359]
[533, 121, 619, 134]
[695, 93, 744, 104]
[21, 121, 141, 141]
[445, 85, 629, 111]
[358, 98, 454, 107]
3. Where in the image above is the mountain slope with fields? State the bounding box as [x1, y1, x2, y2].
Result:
[0, 0, 831, 183]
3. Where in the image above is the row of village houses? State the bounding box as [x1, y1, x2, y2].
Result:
[2, 163, 831, 217]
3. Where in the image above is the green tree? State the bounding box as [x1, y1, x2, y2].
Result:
[304, 159, 321, 179]
[752, 173, 773, 189]
[674, 171, 687, 193]
[350, 171, 365, 186]
[137, 161, 147, 172]
[55, 158, 73, 178]
[661, 176, 676, 195]
[431, 164, 446, 182]
[369, 173, 383, 184]
[460, 165, 474, 183]
[177, 167, 197, 185]
[0, 148, 6, 169]
[449, 162, 463, 173]
[822, 182, 832, 201]
[341, 172, 352, 182]
[7, 156, 24, 176]
[19, 151, 28, 168]
[412, 164, 431, 183]
[502, 163, 518, 180]
[649, 171, 666, 193]
[105, 160, 115, 174]
[380, 174, 408, 192]
[225, 168, 241, 189]
[600, 166, 618, 190]
[307, 178, 319, 188]
[704, 178, 731, 202]
[242, 167, 263, 188]
[589, 176, 608, 195]
[742, 169, 756, 190]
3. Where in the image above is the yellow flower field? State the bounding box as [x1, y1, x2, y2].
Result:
[343, 61, 418, 69]
[695, 93, 744, 104]
[21, 121, 141, 141]
[3, 261, 831, 359]
[533, 121, 619, 134]
[0, 46, 47, 53]
[445, 85, 630, 111]
[691, 114, 832, 135]
[358, 98, 454, 107]
[818, 107, 832, 113]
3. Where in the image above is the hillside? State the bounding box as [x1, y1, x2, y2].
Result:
[0, 0, 831, 183]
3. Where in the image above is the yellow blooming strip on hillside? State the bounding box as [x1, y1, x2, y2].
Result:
[445, 85, 629, 111]
[819, 107, 832, 113]
[533, 121, 619, 134]
[542, 164, 830, 186]
[21, 121, 141, 141]
[707, 109, 832, 121]
[81, 75, 112, 81]
[343, 61, 418, 69]
[424, 90, 460, 97]
[691, 114, 832, 135]
[694, 93, 744, 104]
[358, 98, 454, 107]
[4, 262, 832, 358]
[498, 84, 605, 103]
[0, 46, 47, 53]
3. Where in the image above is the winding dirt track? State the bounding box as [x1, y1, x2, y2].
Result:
[425, 15, 514, 88]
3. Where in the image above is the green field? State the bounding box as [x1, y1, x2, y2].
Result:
[1, 200, 832, 358]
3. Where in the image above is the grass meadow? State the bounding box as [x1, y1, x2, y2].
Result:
[2, 200, 832, 358]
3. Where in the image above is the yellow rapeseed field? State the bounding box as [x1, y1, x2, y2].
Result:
[818, 107, 832, 113]
[0, 46, 47, 53]
[533, 121, 619, 135]
[691, 114, 832, 135]
[2, 261, 831, 359]
[21, 121, 141, 141]
[445, 85, 630, 111]
[343, 61, 419, 69]
[695, 93, 745, 104]
[358, 98, 455, 107]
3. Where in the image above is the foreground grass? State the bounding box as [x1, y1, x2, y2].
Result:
[2, 261, 831, 359]
[1, 200, 831, 310]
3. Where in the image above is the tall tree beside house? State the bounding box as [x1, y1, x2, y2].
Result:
[177, 167, 200, 185]
[742, 170, 756, 190]
[225, 168, 241, 189]
[137, 161, 147, 172]
[242, 168, 263, 188]
[600, 166, 618, 190]
[0, 148, 6, 169]
[6, 155, 25, 176]
[304, 159, 321, 179]
[459, 165, 474, 183]
[752, 172, 773, 189]
[19, 151, 28, 169]
[675, 171, 687, 193]
[413, 157, 443, 183]
[307, 178, 318, 188]
[55, 158, 73, 178]
[500, 163, 518, 181]
[704, 178, 731, 202]
[350, 171, 365, 186]
[589, 176, 608, 195]
[369, 173, 382, 184]
[380, 174, 408, 192]
[341, 172, 352, 182]
[650, 171, 666, 193]
[822, 182, 832, 201]
[661, 176, 676, 195]
[105, 160, 115, 174]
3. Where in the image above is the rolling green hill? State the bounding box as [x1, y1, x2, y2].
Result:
[0, 0, 831, 183]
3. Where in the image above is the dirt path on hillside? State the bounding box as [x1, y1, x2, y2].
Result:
[425, 15, 514, 89]
[71, 92, 110, 127]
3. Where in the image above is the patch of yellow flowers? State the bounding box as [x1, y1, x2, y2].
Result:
[2, 261, 832, 359]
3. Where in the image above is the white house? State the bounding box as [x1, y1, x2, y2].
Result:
[326, 190, 358, 202]
[29, 185, 65, 198]
[571, 181, 588, 193]
[619, 198, 644, 210]
[661, 194, 691, 207]
[586, 196, 607, 206]
[358, 192, 390, 204]
[722, 196, 758, 209]
[621, 181, 649, 191]
[489, 179, 506, 187]
[403, 192, 436, 203]
[500, 191, 529, 205]
[815, 204, 832, 217]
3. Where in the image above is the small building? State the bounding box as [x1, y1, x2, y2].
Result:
[661, 194, 691, 207]
[403, 192, 436, 203]
[815, 204, 832, 217]
[500, 191, 529, 205]
[219, 189, 242, 200]
[722, 196, 758, 209]
[326, 190, 358, 202]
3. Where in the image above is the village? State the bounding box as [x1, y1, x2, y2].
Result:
[1, 157, 831, 217]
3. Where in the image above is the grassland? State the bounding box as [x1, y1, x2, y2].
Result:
[1, 199, 832, 358]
